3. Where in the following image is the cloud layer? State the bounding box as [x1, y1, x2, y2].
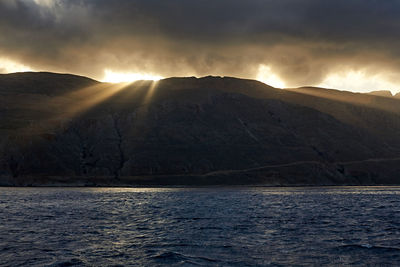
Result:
[1, 0, 400, 89]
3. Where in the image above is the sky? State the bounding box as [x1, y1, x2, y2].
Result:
[0, 0, 399, 93]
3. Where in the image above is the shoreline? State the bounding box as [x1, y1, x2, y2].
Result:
[2, 182, 400, 188]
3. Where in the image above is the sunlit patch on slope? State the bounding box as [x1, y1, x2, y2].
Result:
[25, 82, 132, 136]
[51, 82, 130, 120]
[19, 70, 162, 133]
[103, 69, 163, 83]
[318, 70, 399, 94]
[256, 64, 286, 88]
[0, 57, 33, 73]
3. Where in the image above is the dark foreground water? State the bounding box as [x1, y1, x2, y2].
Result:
[1, 187, 400, 266]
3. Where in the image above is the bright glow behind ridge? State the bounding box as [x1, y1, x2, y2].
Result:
[256, 64, 286, 88]
[0, 57, 33, 73]
[318, 70, 398, 94]
[103, 69, 163, 83]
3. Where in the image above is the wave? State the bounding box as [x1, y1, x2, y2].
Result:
[45, 258, 85, 267]
[152, 251, 220, 265]
[338, 244, 400, 252]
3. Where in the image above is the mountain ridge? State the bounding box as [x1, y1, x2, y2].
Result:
[1, 72, 400, 186]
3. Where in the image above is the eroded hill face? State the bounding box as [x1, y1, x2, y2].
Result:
[1, 72, 400, 186]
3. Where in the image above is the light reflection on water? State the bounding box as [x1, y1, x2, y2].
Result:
[1, 186, 400, 266]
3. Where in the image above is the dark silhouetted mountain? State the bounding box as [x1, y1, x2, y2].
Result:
[0, 72, 98, 95]
[1, 72, 400, 186]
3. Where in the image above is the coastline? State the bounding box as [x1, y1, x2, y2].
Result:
[2, 175, 400, 187]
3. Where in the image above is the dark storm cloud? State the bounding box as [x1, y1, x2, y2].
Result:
[1, 0, 400, 86]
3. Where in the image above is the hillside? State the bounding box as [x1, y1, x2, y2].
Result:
[1, 72, 400, 186]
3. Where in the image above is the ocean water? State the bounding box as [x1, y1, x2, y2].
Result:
[0, 187, 400, 266]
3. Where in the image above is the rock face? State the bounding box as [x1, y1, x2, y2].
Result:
[1, 72, 400, 186]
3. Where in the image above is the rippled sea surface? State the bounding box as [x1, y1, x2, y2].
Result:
[1, 187, 400, 266]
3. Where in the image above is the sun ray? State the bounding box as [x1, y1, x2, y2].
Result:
[53, 82, 130, 119]
[142, 80, 159, 105]
[23, 82, 132, 135]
